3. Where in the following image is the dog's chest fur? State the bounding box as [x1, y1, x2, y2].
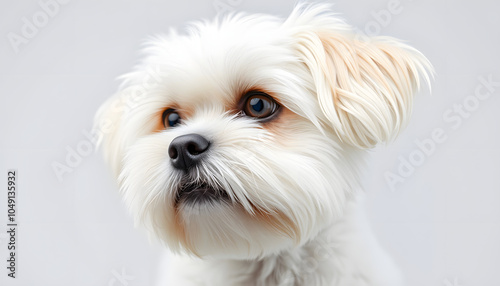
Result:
[164, 198, 402, 286]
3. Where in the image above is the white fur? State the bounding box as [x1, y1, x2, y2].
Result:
[95, 3, 432, 285]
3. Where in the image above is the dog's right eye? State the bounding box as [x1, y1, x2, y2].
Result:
[241, 91, 280, 120]
[162, 109, 182, 128]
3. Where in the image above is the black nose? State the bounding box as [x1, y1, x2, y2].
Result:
[168, 134, 210, 171]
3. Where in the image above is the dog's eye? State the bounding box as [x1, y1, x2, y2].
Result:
[242, 92, 279, 119]
[162, 108, 182, 128]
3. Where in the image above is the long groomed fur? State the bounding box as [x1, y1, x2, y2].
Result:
[96, 3, 432, 285]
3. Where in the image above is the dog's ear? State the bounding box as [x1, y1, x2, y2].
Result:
[94, 92, 128, 178]
[287, 4, 433, 148]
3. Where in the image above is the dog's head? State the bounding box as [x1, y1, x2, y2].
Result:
[95, 4, 431, 259]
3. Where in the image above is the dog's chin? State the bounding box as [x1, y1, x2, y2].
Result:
[175, 201, 298, 259]
[170, 181, 301, 259]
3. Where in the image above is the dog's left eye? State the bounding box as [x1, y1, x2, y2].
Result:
[242, 91, 279, 119]
[162, 108, 182, 128]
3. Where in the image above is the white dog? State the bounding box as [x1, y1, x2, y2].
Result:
[96, 3, 432, 285]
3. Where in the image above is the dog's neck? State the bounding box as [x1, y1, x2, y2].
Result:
[235, 199, 368, 285]
[238, 227, 340, 285]
[167, 196, 401, 286]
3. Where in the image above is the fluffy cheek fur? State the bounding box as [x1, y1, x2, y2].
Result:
[119, 108, 359, 259]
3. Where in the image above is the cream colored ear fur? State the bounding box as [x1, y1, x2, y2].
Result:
[288, 5, 433, 148]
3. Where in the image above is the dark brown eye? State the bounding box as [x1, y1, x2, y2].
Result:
[242, 91, 279, 119]
[162, 108, 182, 128]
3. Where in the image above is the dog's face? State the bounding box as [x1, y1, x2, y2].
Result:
[96, 4, 431, 259]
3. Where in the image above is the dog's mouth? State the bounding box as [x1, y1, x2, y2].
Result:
[175, 181, 230, 206]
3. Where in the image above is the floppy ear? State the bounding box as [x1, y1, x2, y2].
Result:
[288, 5, 433, 148]
[94, 92, 128, 178]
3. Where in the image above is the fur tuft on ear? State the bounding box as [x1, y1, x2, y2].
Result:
[94, 92, 127, 178]
[286, 4, 433, 148]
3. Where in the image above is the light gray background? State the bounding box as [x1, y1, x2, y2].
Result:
[1, 0, 499, 285]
